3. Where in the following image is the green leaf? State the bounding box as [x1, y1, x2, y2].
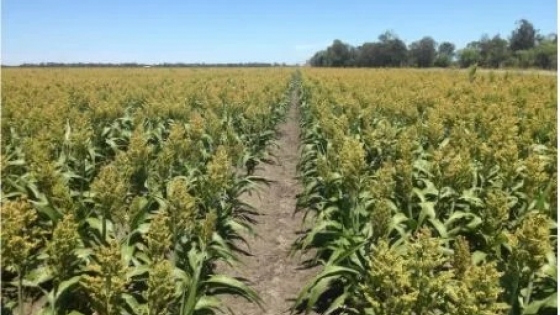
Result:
[127, 265, 150, 278]
[471, 251, 487, 265]
[542, 293, 557, 308]
[465, 216, 482, 230]
[86, 217, 114, 234]
[122, 293, 145, 314]
[75, 248, 93, 260]
[203, 275, 262, 306]
[329, 240, 366, 266]
[390, 212, 408, 225]
[459, 189, 484, 207]
[311, 265, 359, 285]
[195, 295, 223, 312]
[412, 187, 427, 203]
[445, 211, 470, 226]
[187, 247, 204, 272]
[418, 201, 436, 226]
[428, 218, 448, 238]
[135, 222, 150, 234]
[523, 292, 557, 314]
[323, 290, 349, 314]
[414, 160, 433, 177]
[226, 218, 253, 238]
[122, 239, 136, 265]
[22, 266, 53, 287]
[32, 201, 63, 222]
[55, 276, 81, 299]
[302, 219, 343, 249]
[307, 276, 335, 313]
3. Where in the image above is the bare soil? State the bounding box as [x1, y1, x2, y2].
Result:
[217, 90, 318, 315]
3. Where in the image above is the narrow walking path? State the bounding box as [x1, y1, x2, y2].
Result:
[218, 89, 318, 315]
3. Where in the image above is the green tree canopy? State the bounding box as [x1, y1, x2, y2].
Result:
[510, 19, 537, 51]
[409, 36, 437, 67]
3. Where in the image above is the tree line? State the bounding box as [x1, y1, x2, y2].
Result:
[308, 19, 557, 69]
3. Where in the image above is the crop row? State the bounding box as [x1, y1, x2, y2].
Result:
[292, 69, 557, 315]
[1, 68, 294, 315]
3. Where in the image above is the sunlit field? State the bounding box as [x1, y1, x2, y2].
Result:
[1, 67, 557, 314]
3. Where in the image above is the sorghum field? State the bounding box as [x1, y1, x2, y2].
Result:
[1, 68, 294, 315]
[1, 68, 557, 315]
[293, 68, 557, 315]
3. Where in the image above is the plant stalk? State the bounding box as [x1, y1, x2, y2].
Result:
[18, 268, 24, 315]
[523, 272, 535, 309]
[181, 255, 202, 315]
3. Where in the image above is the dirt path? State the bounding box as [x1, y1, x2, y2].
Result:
[218, 89, 318, 315]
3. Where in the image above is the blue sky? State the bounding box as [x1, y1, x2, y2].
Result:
[1, 0, 557, 65]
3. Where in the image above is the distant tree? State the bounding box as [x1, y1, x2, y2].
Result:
[457, 48, 481, 68]
[433, 55, 451, 68]
[355, 42, 379, 67]
[326, 40, 353, 67]
[479, 35, 509, 68]
[305, 18, 555, 70]
[309, 50, 329, 66]
[510, 19, 537, 51]
[354, 32, 407, 67]
[434, 41, 456, 67]
[438, 41, 456, 57]
[378, 31, 408, 66]
[533, 38, 557, 69]
[353, 31, 407, 68]
[346, 46, 359, 67]
[514, 49, 536, 68]
[408, 36, 437, 67]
